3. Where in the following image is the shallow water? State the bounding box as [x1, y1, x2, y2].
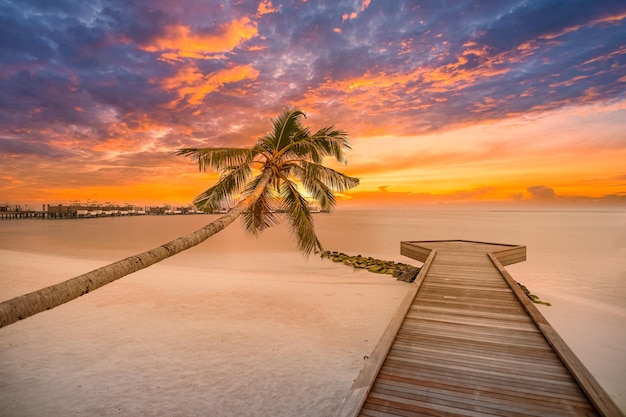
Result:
[2, 209, 624, 309]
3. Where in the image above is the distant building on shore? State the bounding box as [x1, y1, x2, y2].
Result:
[0, 203, 206, 220]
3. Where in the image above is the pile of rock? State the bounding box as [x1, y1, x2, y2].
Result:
[321, 251, 421, 283]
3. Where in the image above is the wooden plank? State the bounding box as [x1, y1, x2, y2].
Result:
[401, 312, 544, 333]
[369, 385, 595, 417]
[388, 344, 571, 375]
[335, 240, 624, 417]
[407, 298, 526, 314]
[374, 373, 597, 409]
[492, 245, 527, 265]
[399, 242, 431, 263]
[378, 362, 589, 399]
[384, 348, 575, 382]
[381, 356, 577, 388]
[362, 394, 489, 417]
[371, 382, 598, 416]
[392, 333, 561, 363]
[409, 304, 534, 322]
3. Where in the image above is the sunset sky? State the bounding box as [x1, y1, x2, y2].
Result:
[1, 0, 625, 209]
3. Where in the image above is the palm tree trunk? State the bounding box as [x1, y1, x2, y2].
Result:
[0, 169, 273, 329]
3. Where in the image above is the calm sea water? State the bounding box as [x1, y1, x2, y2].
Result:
[1, 209, 624, 309]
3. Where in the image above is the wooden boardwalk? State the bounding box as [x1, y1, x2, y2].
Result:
[336, 240, 623, 417]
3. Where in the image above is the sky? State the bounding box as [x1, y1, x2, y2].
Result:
[1, 0, 625, 209]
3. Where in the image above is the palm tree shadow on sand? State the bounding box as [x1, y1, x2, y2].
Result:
[0, 108, 359, 328]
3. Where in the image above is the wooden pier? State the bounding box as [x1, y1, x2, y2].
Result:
[336, 240, 623, 417]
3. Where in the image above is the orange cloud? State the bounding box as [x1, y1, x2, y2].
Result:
[140, 18, 258, 61]
[160, 64, 260, 107]
[539, 12, 626, 42]
[540, 25, 582, 40]
[257, 0, 277, 16]
[298, 67, 428, 114]
[549, 75, 589, 88]
[423, 63, 509, 89]
[590, 12, 626, 26]
[342, 12, 357, 22]
[296, 44, 516, 133]
[300, 38, 524, 115]
[340, 0, 370, 22]
[92, 137, 138, 153]
[581, 44, 626, 66]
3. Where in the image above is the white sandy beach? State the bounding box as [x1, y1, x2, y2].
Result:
[2, 249, 625, 416]
[531, 291, 626, 412]
[0, 250, 410, 417]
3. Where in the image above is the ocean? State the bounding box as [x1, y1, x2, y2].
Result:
[1, 208, 625, 412]
[2, 209, 624, 306]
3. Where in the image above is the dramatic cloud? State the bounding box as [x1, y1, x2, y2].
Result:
[159, 63, 260, 108]
[527, 185, 557, 200]
[0, 0, 625, 207]
[138, 18, 259, 61]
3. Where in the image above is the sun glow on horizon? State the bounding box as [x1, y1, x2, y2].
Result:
[6, 100, 624, 210]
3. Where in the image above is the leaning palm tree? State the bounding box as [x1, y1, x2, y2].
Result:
[0, 108, 359, 328]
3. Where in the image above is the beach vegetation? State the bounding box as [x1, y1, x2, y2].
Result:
[177, 107, 359, 255]
[517, 282, 551, 306]
[0, 107, 358, 328]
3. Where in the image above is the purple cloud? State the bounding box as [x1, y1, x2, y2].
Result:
[527, 185, 557, 200]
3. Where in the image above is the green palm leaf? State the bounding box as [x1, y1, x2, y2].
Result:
[280, 179, 322, 256]
[289, 168, 334, 211]
[180, 107, 358, 256]
[193, 164, 252, 212]
[240, 174, 281, 236]
[285, 127, 351, 163]
[270, 109, 306, 151]
[297, 162, 360, 191]
[288, 162, 358, 211]
[176, 148, 254, 172]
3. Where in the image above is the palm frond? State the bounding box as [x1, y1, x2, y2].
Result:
[178, 107, 359, 257]
[297, 161, 360, 192]
[288, 163, 358, 211]
[241, 183, 281, 236]
[284, 141, 323, 163]
[177, 147, 254, 172]
[312, 126, 351, 163]
[267, 109, 306, 152]
[280, 180, 322, 256]
[193, 164, 252, 212]
[289, 165, 335, 211]
[251, 141, 273, 158]
[285, 126, 351, 163]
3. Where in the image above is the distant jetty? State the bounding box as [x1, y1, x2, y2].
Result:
[0, 204, 206, 220]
